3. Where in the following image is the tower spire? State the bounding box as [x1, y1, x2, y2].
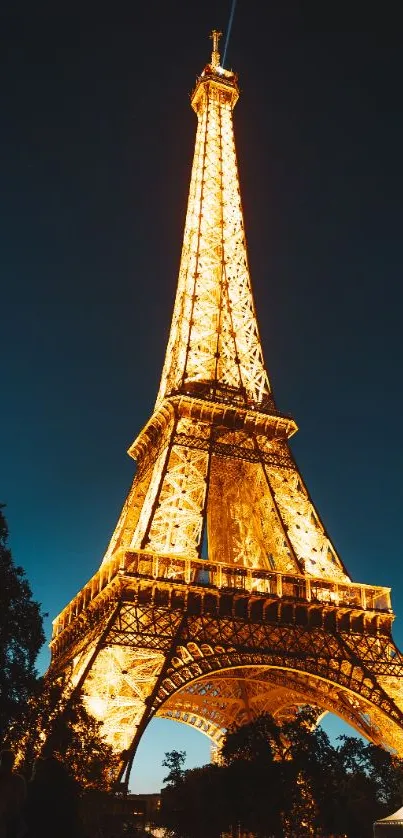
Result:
[156, 34, 269, 411]
[210, 29, 222, 69]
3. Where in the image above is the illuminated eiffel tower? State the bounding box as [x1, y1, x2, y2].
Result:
[50, 32, 403, 784]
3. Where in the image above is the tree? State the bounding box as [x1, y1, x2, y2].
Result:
[159, 710, 403, 838]
[222, 710, 323, 837]
[6, 677, 121, 837]
[161, 763, 230, 838]
[6, 677, 118, 790]
[221, 709, 283, 764]
[0, 506, 121, 835]
[162, 749, 186, 785]
[333, 736, 403, 837]
[0, 505, 45, 736]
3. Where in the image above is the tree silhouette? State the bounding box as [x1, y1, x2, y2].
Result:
[162, 749, 186, 785]
[160, 710, 403, 838]
[0, 505, 121, 835]
[6, 677, 118, 790]
[0, 505, 44, 737]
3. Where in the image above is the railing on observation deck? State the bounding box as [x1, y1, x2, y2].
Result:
[51, 549, 392, 640]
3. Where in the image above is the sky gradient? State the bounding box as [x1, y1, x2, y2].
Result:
[2, 1, 403, 792]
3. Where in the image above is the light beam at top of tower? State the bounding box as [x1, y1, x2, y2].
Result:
[222, 0, 237, 68]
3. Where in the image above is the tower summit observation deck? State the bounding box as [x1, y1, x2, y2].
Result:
[49, 33, 403, 787]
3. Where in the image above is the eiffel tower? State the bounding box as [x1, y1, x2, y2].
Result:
[50, 32, 403, 785]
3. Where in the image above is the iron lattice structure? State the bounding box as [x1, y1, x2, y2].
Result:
[49, 33, 403, 784]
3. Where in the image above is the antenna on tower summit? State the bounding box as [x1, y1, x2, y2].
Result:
[210, 29, 222, 69]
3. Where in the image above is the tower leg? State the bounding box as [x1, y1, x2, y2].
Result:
[119, 614, 188, 790]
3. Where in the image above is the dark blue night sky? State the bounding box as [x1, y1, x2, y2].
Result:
[1, 1, 403, 791]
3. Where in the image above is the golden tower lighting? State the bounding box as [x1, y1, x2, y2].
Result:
[49, 33, 403, 786]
